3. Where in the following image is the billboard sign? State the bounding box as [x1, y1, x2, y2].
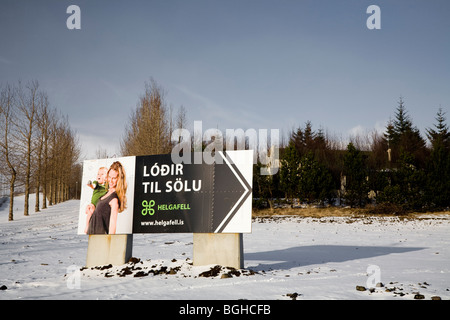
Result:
[77, 150, 252, 235]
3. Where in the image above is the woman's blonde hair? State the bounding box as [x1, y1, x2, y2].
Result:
[108, 161, 127, 213]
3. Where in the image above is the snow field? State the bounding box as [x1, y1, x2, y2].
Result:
[0, 195, 449, 300]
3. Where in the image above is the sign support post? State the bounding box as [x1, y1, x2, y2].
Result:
[193, 233, 243, 269]
[86, 234, 133, 267]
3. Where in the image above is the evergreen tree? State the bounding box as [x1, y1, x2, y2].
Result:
[291, 121, 328, 157]
[279, 141, 301, 205]
[426, 107, 450, 149]
[425, 108, 450, 208]
[384, 118, 395, 152]
[291, 121, 316, 156]
[384, 97, 427, 167]
[378, 151, 426, 211]
[298, 152, 335, 204]
[253, 161, 279, 209]
[399, 152, 427, 210]
[343, 143, 369, 207]
[392, 98, 413, 136]
[425, 143, 450, 208]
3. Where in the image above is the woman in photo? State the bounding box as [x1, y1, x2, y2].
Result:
[87, 161, 127, 234]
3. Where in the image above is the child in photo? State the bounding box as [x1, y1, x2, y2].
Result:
[84, 166, 108, 233]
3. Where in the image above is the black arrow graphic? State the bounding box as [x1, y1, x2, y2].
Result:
[212, 152, 252, 233]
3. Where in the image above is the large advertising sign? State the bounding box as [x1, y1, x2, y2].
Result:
[77, 150, 253, 235]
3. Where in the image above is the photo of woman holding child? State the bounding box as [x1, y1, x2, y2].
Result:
[87, 161, 127, 234]
[78, 157, 135, 235]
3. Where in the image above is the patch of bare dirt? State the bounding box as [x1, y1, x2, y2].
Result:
[252, 206, 450, 220]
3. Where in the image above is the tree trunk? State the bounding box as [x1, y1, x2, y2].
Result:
[8, 173, 16, 221]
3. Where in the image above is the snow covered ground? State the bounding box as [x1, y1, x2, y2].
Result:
[1, 195, 449, 300]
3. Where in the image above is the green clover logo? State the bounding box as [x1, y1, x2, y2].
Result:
[141, 200, 155, 216]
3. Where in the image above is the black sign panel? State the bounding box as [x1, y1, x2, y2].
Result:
[132, 151, 252, 233]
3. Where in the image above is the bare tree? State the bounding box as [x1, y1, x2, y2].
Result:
[0, 84, 20, 221]
[47, 113, 58, 206]
[95, 146, 112, 159]
[40, 99, 56, 209]
[15, 80, 39, 216]
[34, 92, 52, 212]
[48, 115, 81, 204]
[121, 79, 181, 156]
[176, 105, 187, 132]
[1, 80, 81, 219]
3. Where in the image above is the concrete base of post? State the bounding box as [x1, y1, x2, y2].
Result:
[86, 234, 133, 267]
[193, 233, 243, 269]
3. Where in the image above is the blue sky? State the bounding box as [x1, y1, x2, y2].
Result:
[1, 0, 449, 159]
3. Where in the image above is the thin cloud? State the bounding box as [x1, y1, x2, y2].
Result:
[175, 85, 237, 127]
[175, 85, 278, 131]
[0, 56, 11, 65]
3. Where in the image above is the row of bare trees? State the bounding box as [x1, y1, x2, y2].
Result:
[0, 80, 81, 221]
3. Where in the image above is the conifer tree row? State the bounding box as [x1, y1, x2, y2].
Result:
[254, 98, 449, 212]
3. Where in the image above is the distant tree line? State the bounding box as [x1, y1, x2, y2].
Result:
[119, 80, 448, 213]
[254, 97, 450, 213]
[0, 80, 81, 221]
[5, 77, 445, 221]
